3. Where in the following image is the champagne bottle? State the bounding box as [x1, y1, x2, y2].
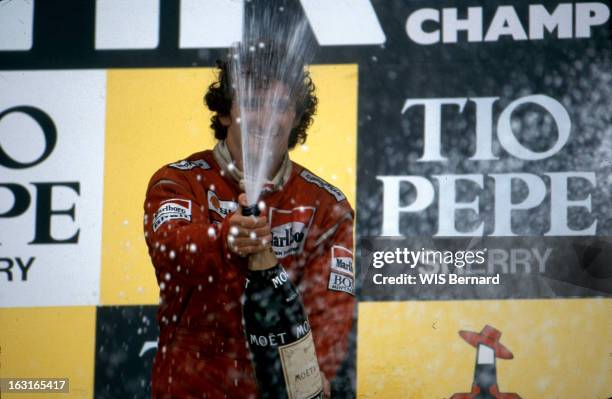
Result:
[242, 264, 324, 399]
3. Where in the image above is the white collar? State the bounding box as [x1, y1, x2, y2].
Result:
[213, 140, 293, 192]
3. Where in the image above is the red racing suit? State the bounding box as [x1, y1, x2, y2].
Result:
[143, 147, 355, 398]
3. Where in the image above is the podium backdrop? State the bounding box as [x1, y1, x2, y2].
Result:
[1, 1, 610, 398]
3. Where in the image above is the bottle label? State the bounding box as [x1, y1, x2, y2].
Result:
[278, 331, 323, 399]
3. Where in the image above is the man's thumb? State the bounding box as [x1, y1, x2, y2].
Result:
[238, 193, 248, 207]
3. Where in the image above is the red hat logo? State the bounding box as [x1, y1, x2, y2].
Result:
[450, 325, 522, 399]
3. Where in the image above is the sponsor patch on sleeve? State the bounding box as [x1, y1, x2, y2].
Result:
[152, 199, 192, 232]
[299, 170, 346, 202]
[331, 245, 354, 276]
[207, 190, 237, 218]
[328, 271, 354, 296]
[168, 159, 210, 170]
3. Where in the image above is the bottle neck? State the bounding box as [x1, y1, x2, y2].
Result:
[247, 263, 285, 283]
[242, 204, 260, 216]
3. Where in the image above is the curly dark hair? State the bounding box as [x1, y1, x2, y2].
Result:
[204, 57, 318, 149]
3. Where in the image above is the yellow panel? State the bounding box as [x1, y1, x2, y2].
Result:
[101, 65, 358, 305]
[0, 307, 96, 399]
[101, 68, 217, 305]
[291, 64, 358, 207]
[357, 298, 611, 398]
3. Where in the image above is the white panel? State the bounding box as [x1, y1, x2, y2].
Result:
[0, 70, 106, 308]
[179, 0, 243, 48]
[0, 0, 34, 51]
[95, 0, 160, 49]
[300, 0, 385, 45]
[477, 344, 495, 364]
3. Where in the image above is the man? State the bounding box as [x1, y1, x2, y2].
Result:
[143, 55, 355, 398]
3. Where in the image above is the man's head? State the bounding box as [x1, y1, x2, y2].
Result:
[204, 50, 317, 172]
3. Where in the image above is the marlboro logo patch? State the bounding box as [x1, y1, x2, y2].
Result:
[269, 207, 316, 259]
[331, 245, 354, 276]
[152, 199, 192, 232]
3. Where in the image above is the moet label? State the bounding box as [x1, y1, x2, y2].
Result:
[278, 331, 323, 399]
